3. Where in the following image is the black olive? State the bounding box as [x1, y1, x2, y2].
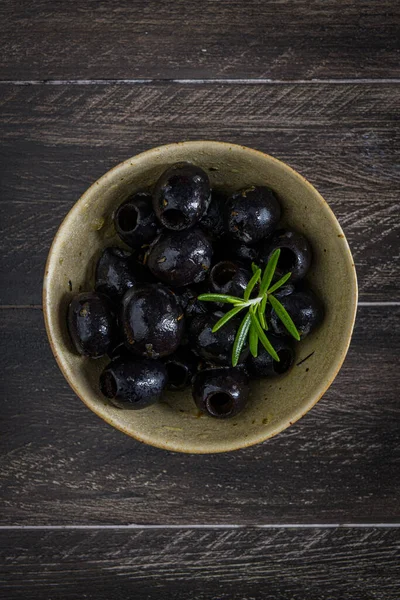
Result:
[95, 246, 138, 302]
[247, 334, 295, 377]
[100, 357, 167, 409]
[199, 189, 226, 239]
[229, 240, 259, 266]
[270, 289, 324, 339]
[189, 312, 249, 366]
[163, 349, 198, 390]
[121, 283, 185, 358]
[192, 367, 250, 419]
[224, 186, 281, 244]
[153, 162, 211, 230]
[67, 292, 114, 358]
[146, 228, 213, 287]
[274, 283, 295, 298]
[177, 287, 209, 319]
[259, 229, 312, 282]
[114, 191, 160, 248]
[209, 260, 252, 298]
[213, 237, 259, 267]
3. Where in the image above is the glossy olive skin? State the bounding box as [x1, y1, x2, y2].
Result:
[274, 283, 295, 298]
[163, 349, 198, 390]
[100, 357, 167, 409]
[192, 367, 250, 418]
[189, 312, 249, 365]
[67, 292, 114, 357]
[259, 229, 312, 282]
[271, 289, 324, 339]
[114, 192, 160, 248]
[121, 283, 185, 358]
[177, 287, 209, 319]
[247, 334, 295, 378]
[224, 186, 281, 244]
[199, 189, 226, 240]
[210, 260, 252, 298]
[95, 246, 138, 302]
[146, 228, 213, 287]
[153, 162, 211, 230]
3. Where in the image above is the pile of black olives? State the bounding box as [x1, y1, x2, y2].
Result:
[67, 162, 324, 419]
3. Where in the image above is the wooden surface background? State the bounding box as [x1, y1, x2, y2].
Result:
[0, 1, 399, 598]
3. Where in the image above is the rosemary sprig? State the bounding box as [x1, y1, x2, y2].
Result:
[198, 249, 300, 366]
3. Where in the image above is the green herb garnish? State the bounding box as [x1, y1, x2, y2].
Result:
[198, 249, 300, 366]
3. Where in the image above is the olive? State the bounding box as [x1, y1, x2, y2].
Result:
[271, 289, 324, 339]
[209, 260, 252, 298]
[121, 283, 184, 358]
[247, 334, 295, 377]
[274, 283, 295, 298]
[100, 357, 167, 409]
[177, 287, 209, 319]
[163, 349, 198, 390]
[214, 237, 259, 267]
[199, 189, 226, 239]
[153, 162, 211, 230]
[259, 229, 312, 282]
[146, 228, 213, 287]
[95, 246, 137, 302]
[114, 191, 160, 248]
[67, 292, 114, 358]
[189, 311, 249, 366]
[192, 367, 250, 418]
[224, 186, 281, 244]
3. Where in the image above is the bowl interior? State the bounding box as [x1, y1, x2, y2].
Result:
[43, 141, 357, 453]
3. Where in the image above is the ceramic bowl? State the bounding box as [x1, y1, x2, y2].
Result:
[43, 141, 357, 453]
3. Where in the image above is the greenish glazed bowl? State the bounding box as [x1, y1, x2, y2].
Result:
[43, 141, 357, 453]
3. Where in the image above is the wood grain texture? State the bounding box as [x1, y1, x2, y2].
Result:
[0, 83, 399, 305]
[0, 306, 398, 525]
[0, 0, 399, 80]
[1, 528, 399, 599]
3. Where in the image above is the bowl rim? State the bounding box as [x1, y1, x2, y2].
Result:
[43, 140, 358, 453]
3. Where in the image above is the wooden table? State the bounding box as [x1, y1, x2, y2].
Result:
[1, 2, 399, 598]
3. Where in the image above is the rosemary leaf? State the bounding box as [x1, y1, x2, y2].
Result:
[232, 312, 251, 366]
[244, 268, 261, 301]
[267, 271, 292, 294]
[269, 294, 301, 341]
[250, 311, 280, 361]
[212, 305, 245, 333]
[260, 248, 281, 295]
[198, 293, 244, 305]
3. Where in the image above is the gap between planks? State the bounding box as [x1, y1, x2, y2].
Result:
[1, 78, 400, 86]
[0, 524, 399, 531]
[1, 302, 399, 310]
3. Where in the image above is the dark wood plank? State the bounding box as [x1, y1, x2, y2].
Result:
[0, 83, 399, 305]
[1, 528, 399, 599]
[0, 306, 398, 525]
[0, 1, 399, 80]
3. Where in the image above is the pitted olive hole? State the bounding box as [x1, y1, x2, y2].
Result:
[166, 362, 187, 387]
[118, 204, 138, 232]
[206, 392, 234, 416]
[162, 209, 188, 228]
[273, 349, 294, 374]
[212, 263, 237, 286]
[100, 371, 118, 399]
[277, 248, 296, 272]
